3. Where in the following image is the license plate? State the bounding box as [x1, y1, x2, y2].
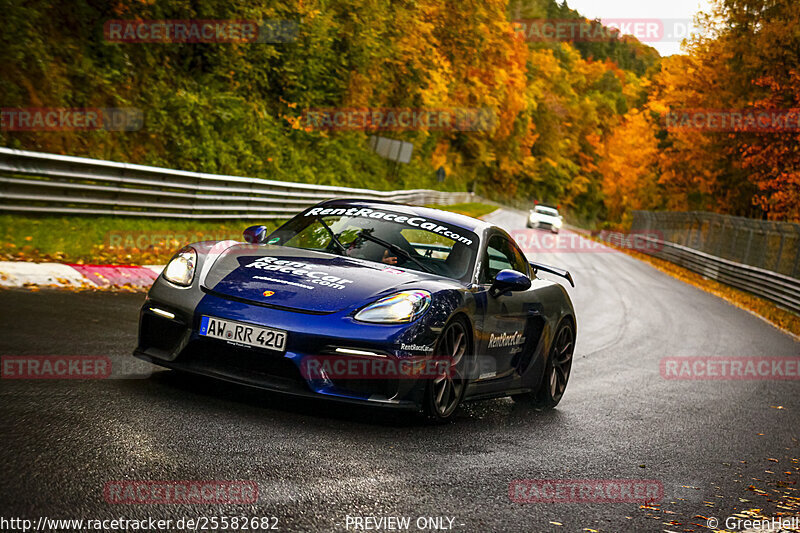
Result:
[199, 316, 287, 352]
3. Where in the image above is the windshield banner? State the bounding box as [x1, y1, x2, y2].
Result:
[305, 206, 475, 247]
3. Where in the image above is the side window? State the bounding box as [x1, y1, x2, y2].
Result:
[481, 235, 529, 283]
[507, 239, 529, 276]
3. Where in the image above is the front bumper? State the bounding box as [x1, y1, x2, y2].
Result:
[134, 293, 440, 410]
[529, 219, 560, 232]
[133, 349, 421, 410]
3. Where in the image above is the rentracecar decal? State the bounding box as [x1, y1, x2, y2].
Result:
[305, 206, 474, 247]
[245, 256, 354, 290]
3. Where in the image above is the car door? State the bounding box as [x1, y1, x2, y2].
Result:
[474, 232, 540, 381]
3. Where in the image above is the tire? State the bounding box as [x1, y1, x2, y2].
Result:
[512, 319, 574, 408]
[424, 317, 470, 422]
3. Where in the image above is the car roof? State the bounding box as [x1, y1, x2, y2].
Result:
[316, 198, 494, 234]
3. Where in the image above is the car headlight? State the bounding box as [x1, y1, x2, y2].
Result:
[163, 247, 197, 286]
[354, 290, 431, 324]
[553, 218, 563, 227]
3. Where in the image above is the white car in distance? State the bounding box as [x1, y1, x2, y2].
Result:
[527, 205, 563, 233]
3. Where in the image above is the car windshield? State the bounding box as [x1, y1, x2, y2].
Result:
[267, 206, 479, 282]
[534, 206, 559, 216]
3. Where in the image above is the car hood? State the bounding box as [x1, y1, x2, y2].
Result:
[202, 244, 447, 313]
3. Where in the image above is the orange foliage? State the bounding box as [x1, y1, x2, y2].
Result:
[602, 0, 800, 222]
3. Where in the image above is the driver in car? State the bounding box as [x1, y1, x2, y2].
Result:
[344, 230, 405, 266]
[381, 249, 399, 265]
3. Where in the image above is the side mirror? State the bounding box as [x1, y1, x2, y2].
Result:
[490, 269, 531, 296]
[243, 225, 268, 244]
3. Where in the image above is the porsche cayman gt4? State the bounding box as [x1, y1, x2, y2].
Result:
[135, 199, 576, 421]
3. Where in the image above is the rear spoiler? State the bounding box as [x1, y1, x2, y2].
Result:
[529, 261, 574, 287]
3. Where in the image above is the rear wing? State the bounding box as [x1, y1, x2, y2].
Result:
[529, 261, 574, 288]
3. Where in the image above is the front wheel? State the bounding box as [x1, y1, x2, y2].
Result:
[512, 320, 574, 408]
[424, 318, 470, 422]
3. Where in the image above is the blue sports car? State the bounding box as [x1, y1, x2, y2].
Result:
[135, 199, 576, 421]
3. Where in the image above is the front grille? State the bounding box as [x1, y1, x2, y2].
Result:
[178, 338, 307, 388]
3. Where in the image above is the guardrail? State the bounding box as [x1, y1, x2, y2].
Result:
[632, 210, 800, 280]
[0, 148, 475, 219]
[595, 222, 800, 314]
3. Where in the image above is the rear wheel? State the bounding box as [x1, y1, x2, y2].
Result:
[512, 320, 574, 408]
[424, 318, 469, 422]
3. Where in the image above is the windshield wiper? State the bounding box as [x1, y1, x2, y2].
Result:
[315, 216, 346, 255]
[356, 230, 437, 275]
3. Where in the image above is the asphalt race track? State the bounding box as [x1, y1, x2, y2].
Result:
[1, 209, 798, 532]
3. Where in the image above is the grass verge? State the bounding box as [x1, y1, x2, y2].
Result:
[426, 202, 497, 218]
[0, 203, 497, 265]
[0, 214, 281, 265]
